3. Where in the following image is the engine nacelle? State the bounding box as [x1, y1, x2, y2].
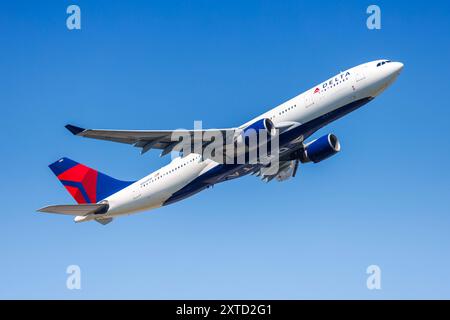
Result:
[236, 118, 276, 146]
[303, 134, 341, 163]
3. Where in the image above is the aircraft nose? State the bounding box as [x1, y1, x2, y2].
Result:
[385, 61, 404, 81]
[393, 62, 404, 74]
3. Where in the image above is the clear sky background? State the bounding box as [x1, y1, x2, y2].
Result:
[1, 0, 450, 299]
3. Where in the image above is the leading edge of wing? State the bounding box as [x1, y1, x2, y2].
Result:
[65, 124, 178, 136]
[65, 124, 234, 137]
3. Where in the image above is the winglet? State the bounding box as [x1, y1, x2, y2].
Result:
[65, 124, 85, 135]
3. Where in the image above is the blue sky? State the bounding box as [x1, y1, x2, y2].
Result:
[1, 0, 450, 299]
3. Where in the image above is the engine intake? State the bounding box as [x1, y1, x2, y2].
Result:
[303, 133, 341, 163]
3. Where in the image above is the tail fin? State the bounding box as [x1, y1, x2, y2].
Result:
[49, 157, 135, 204]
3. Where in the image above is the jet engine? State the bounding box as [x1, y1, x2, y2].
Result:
[235, 118, 277, 146]
[302, 133, 341, 163]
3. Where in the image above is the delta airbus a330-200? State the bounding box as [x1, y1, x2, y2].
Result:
[38, 60, 403, 224]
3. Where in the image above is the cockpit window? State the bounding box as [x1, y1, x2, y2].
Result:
[377, 60, 392, 67]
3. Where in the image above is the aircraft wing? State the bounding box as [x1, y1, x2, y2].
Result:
[37, 203, 108, 216]
[65, 124, 236, 156]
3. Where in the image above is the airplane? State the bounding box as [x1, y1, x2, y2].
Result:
[38, 59, 403, 225]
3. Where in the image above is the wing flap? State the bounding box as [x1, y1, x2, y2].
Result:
[254, 160, 299, 183]
[37, 203, 108, 216]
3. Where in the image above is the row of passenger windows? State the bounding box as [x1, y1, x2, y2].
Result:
[377, 60, 392, 67]
[269, 104, 297, 120]
[140, 155, 201, 188]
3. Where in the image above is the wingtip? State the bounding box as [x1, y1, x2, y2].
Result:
[65, 124, 85, 135]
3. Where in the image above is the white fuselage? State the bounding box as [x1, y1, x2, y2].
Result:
[85, 60, 403, 221]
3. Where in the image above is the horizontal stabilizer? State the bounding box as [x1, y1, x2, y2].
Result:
[37, 203, 108, 216]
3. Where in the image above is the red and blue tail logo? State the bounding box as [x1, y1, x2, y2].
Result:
[49, 157, 134, 204]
